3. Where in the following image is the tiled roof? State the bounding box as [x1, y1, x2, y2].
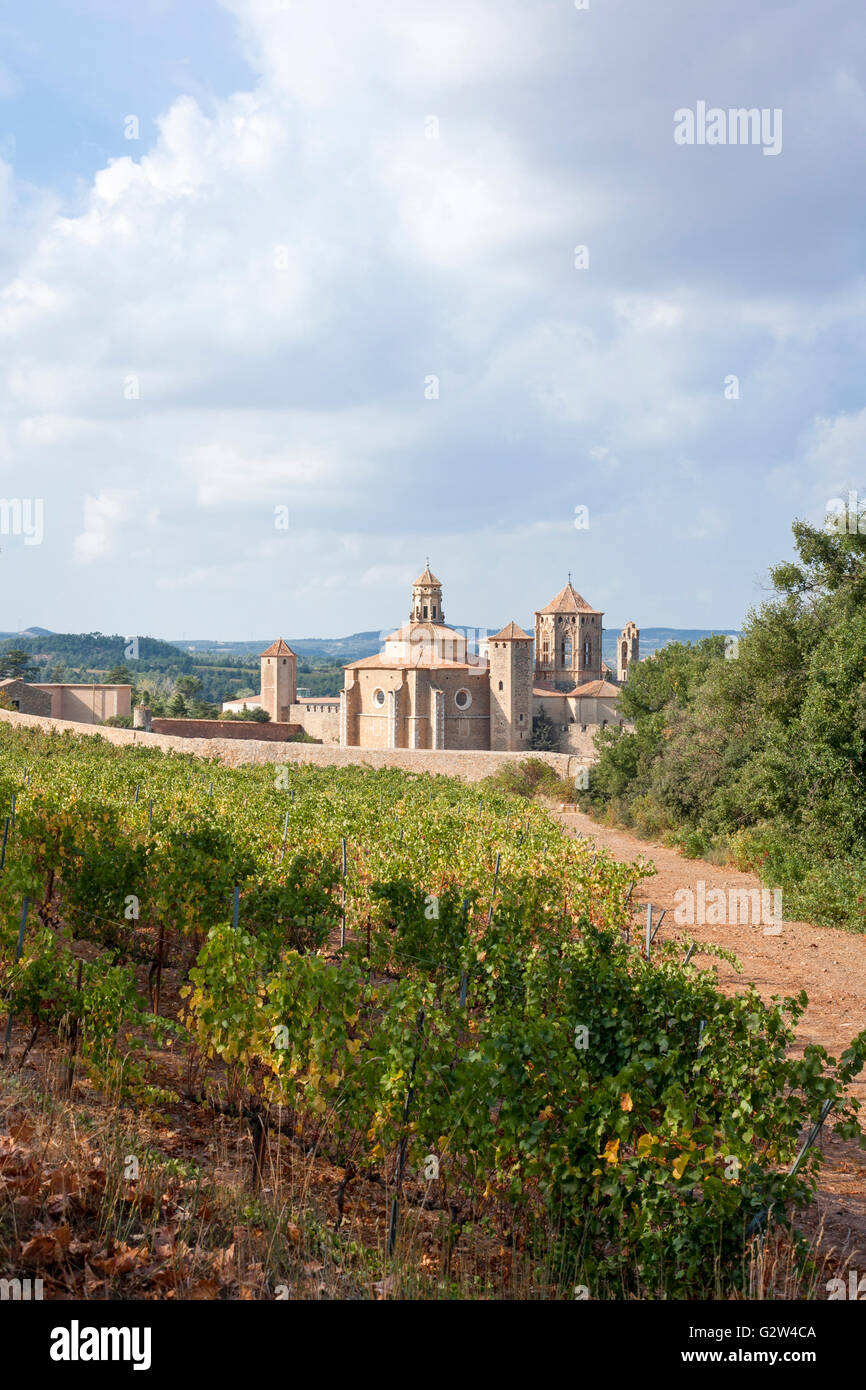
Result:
[413, 567, 442, 586]
[345, 655, 479, 672]
[533, 679, 621, 698]
[571, 679, 621, 697]
[536, 582, 601, 615]
[384, 621, 465, 642]
[260, 638, 297, 657]
[490, 621, 532, 641]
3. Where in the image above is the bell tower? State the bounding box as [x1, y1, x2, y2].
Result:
[534, 577, 603, 690]
[410, 563, 444, 625]
[260, 638, 297, 722]
[618, 621, 639, 682]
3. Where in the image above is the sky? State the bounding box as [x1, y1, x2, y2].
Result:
[1, 0, 865, 640]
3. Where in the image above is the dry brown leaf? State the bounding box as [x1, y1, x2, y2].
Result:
[187, 1278, 222, 1300]
[21, 1233, 63, 1265]
[153, 1227, 176, 1260]
[5, 1173, 43, 1197]
[94, 1244, 140, 1276]
[12, 1195, 38, 1221]
[211, 1243, 236, 1283]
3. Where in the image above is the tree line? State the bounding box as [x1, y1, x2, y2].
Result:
[581, 515, 866, 929]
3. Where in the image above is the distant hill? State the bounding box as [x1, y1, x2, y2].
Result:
[601, 626, 740, 664]
[0, 632, 196, 675]
[170, 626, 742, 667]
[174, 632, 383, 663]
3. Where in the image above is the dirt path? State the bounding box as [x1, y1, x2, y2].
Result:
[556, 809, 866, 1274]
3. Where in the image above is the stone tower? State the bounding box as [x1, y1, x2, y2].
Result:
[488, 621, 533, 751]
[260, 638, 297, 722]
[534, 580, 603, 691]
[617, 621, 639, 682]
[410, 565, 444, 624]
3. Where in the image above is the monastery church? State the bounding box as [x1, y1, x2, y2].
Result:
[231, 567, 639, 757]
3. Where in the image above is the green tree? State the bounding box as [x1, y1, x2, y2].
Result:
[176, 675, 203, 698]
[104, 664, 134, 684]
[529, 708, 559, 752]
[0, 648, 36, 680]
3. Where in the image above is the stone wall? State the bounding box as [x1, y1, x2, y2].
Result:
[151, 718, 304, 741]
[0, 679, 52, 716]
[289, 701, 340, 744]
[0, 706, 590, 781]
[32, 684, 132, 723]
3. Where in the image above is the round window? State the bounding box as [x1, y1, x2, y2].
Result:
[372, 688, 386, 707]
[454, 688, 472, 710]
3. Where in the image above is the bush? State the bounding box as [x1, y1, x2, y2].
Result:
[481, 758, 573, 803]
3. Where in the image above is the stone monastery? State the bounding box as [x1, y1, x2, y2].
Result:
[230, 567, 639, 758]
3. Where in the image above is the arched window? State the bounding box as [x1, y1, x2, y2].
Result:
[563, 636, 572, 664]
[498, 680, 504, 691]
[583, 638, 591, 664]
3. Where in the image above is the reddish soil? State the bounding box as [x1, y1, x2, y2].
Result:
[556, 809, 866, 1274]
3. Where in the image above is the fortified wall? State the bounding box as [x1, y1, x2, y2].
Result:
[0, 707, 595, 781]
[151, 718, 304, 742]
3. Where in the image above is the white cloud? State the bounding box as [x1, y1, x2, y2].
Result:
[73, 490, 139, 564]
[0, 0, 862, 634]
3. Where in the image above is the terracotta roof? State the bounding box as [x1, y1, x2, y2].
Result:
[571, 679, 621, 697]
[345, 655, 480, 672]
[260, 638, 297, 657]
[490, 621, 532, 641]
[384, 621, 465, 643]
[533, 679, 621, 698]
[536, 582, 601, 615]
[413, 566, 442, 587]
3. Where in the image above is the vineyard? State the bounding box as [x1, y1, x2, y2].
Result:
[1, 721, 865, 1300]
